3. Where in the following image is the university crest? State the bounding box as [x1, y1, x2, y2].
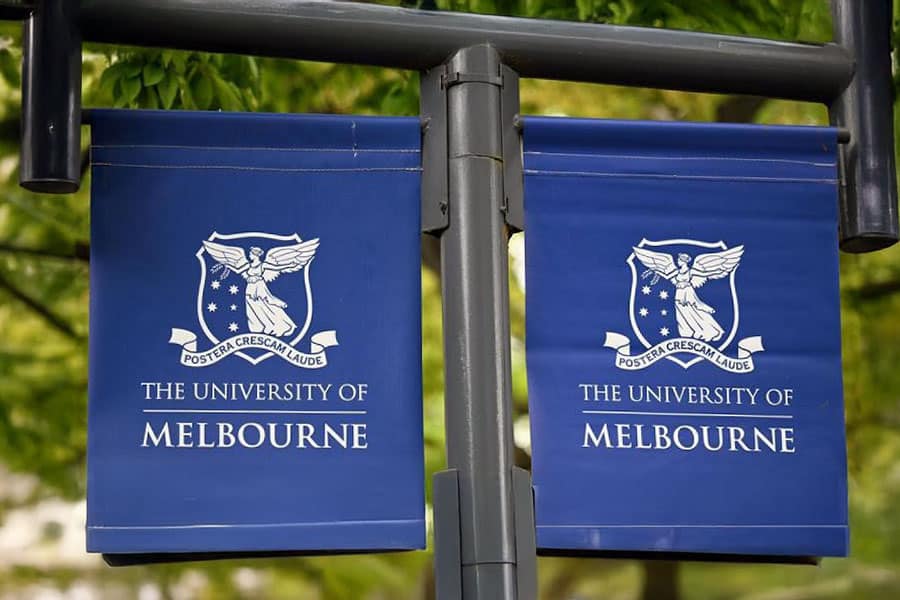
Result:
[604, 238, 763, 372]
[169, 231, 338, 368]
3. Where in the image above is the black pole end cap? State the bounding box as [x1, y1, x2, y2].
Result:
[19, 177, 80, 194]
[839, 233, 899, 254]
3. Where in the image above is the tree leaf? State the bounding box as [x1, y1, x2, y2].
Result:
[245, 57, 260, 94]
[170, 52, 187, 74]
[142, 63, 165, 87]
[140, 86, 159, 110]
[0, 48, 19, 87]
[575, 0, 594, 21]
[122, 62, 142, 78]
[209, 71, 243, 111]
[156, 71, 178, 109]
[116, 76, 142, 107]
[191, 72, 213, 110]
[180, 77, 195, 110]
[98, 62, 125, 96]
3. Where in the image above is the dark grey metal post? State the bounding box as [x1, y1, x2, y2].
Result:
[20, 0, 81, 193]
[830, 0, 898, 252]
[438, 44, 519, 600]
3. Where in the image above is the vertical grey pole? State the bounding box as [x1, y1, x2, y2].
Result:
[830, 0, 898, 252]
[20, 0, 82, 193]
[440, 44, 518, 600]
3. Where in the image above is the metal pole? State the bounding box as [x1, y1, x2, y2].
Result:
[77, 0, 853, 102]
[440, 45, 518, 599]
[20, 0, 81, 193]
[830, 0, 898, 252]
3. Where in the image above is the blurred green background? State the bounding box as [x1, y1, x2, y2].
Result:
[1, 0, 899, 598]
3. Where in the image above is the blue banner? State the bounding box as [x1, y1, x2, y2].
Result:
[524, 118, 848, 558]
[88, 110, 424, 555]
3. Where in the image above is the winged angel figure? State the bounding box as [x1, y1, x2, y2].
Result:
[632, 245, 744, 342]
[202, 238, 319, 337]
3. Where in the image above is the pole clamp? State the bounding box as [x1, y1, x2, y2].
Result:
[433, 468, 537, 600]
[441, 70, 504, 89]
[420, 53, 523, 234]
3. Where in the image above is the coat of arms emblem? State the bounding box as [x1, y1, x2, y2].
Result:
[169, 231, 338, 368]
[604, 238, 763, 372]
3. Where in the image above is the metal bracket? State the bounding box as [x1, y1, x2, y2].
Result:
[434, 467, 537, 600]
[420, 66, 449, 234]
[419, 60, 523, 235]
[500, 65, 523, 233]
[442, 71, 503, 88]
[433, 469, 462, 600]
[512, 466, 538, 600]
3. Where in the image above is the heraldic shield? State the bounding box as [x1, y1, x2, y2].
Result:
[626, 238, 740, 369]
[196, 231, 316, 365]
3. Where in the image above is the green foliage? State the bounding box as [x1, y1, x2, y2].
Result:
[434, 0, 831, 41]
[0, 39, 20, 88]
[895, 0, 900, 97]
[94, 50, 260, 111]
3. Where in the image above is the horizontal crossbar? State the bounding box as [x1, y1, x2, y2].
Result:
[78, 0, 853, 102]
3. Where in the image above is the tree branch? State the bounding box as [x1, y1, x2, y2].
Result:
[0, 115, 19, 144]
[422, 235, 440, 276]
[0, 241, 89, 261]
[845, 416, 900, 435]
[81, 148, 90, 177]
[0, 269, 81, 340]
[642, 560, 681, 600]
[845, 279, 900, 302]
[715, 95, 767, 123]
